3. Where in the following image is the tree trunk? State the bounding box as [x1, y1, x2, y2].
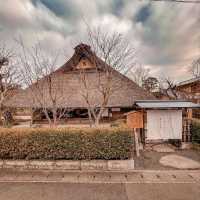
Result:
[0, 103, 4, 126]
[0, 110, 3, 126]
[94, 107, 105, 127]
[87, 109, 93, 127]
[94, 115, 101, 127]
[43, 109, 52, 127]
[30, 108, 33, 127]
[52, 108, 58, 127]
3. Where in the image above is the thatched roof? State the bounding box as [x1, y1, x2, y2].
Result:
[5, 44, 155, 108]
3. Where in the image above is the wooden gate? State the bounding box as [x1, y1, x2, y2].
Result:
[182, 118, 192, 142]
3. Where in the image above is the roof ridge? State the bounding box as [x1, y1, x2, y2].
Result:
[178, 76, 200, 86]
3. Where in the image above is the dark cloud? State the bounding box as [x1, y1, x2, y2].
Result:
[0, 0, 199, 81]
[111, 0, 124, 16]
[136, 4, 151, 23]
[31, 0, 80, 20]
[133, 3, 200, 75]
[32, 0, 67, 16]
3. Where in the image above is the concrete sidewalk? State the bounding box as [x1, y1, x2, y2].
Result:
[0, 169, 199, 184]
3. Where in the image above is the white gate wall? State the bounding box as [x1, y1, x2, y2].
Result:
[147, 110, 182, 140]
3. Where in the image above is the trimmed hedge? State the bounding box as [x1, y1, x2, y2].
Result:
[192, 121, 200, 144]
[0, 128, 133, 160]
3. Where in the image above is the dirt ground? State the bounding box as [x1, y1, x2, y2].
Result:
[134, 148, 200, 170]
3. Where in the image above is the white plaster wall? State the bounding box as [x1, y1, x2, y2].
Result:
[147, 110, 182, 140]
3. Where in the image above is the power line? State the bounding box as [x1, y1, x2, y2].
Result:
[147, 0, 200, 3]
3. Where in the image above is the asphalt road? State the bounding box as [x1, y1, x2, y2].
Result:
[0, 182, 200, 200]
[0, 170, 199, 200]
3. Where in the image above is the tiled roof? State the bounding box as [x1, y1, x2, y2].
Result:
[178, 77, 200, 87]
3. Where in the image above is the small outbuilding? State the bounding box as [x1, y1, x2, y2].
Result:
[127, 100, 200, 143]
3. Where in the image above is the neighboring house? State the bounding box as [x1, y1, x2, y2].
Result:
[177, 76, 200, 103]
[5, 44, 154, 123]
[152, 77, 200, 119]
[177, 77, 200, 119]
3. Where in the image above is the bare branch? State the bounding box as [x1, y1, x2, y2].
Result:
[78, 25, 136, 126]
[0, 43, 20, 125]
[16, 39, 70, 126]
[190, 57, 200, 78]
[130, 65, 150, 87]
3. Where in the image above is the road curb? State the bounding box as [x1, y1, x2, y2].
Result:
[0, 170, 199, 183]
[0, 159, 134, 171]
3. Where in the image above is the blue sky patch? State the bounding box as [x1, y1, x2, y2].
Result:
[136, 5, 151, 23]
[111, 0, 124, 16]
[32, 0, 67, 16]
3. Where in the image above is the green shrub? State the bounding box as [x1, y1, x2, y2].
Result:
[0, 128, 133, 160]
[191, 122, 200, 144]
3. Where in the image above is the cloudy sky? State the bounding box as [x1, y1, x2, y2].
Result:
[0, 0, 200, 81]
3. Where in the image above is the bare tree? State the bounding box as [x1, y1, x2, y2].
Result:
[142, 76, 159, 92]
[163, 78, 178, 99]
[17, 39, 70, 127]
[191, 57, 200, 78]
[0, 43, 19, 125]
[129, 64, 150, 87]
[159, 76, 197, 101]
[158, 77, 177, 99]
[78, 27, 136, 126]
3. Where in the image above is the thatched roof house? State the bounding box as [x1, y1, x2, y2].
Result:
[5, 44, 154, 112]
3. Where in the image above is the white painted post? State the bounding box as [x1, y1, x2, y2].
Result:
[134, 128, 140, 157]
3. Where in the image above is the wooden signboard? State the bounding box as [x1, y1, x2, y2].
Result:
[127, 111, 144, 129]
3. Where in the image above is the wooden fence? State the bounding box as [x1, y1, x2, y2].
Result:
[182, 118, 192, 142]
